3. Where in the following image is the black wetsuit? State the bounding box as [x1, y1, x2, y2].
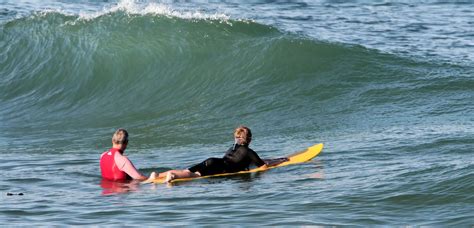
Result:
[188, 144, 265, 176]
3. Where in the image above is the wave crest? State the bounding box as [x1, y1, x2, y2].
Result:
[79, 0, 232, 22]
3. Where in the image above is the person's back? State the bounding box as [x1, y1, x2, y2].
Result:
[100, 148, 130, 181]
[100, 128, 148, 181]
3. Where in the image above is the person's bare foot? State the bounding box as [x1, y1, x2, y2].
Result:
[165, 172, 176, 183]
[144, 172, 157, 183]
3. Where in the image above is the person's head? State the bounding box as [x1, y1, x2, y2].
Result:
[112, 128, 129, 150]
[234, 125, 252, 146]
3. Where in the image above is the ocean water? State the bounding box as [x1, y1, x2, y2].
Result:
[1, 0, 473, 226]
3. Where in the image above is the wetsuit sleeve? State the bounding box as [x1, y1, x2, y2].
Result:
[115, 153, 145, 180]
[248, 149, 265, 167]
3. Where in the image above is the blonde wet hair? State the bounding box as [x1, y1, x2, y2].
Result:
[112, 128, 129, 145]
[234, 126, 252, 145]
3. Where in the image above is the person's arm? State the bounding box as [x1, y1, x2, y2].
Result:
[249, 149, 290, 169]
[114, 153, 147, 181]
[263, 157, 289, 167]
[248, 149, 267, 169]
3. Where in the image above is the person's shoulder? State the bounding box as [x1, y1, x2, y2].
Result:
[114, 152, 132, 169]
[248, 147, 257, 154]
[114, 151, 126, 158]
[241, 146, 257, 155]
[100, 151, 110, 158]
[237, 145, 253, 153]
[114, 152, 129, 162]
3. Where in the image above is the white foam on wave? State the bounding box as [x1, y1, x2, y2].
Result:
[77, 0, 231, 22]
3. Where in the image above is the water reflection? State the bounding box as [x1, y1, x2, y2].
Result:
[100, 179, 141, 195]
[168, 173, 255, 187]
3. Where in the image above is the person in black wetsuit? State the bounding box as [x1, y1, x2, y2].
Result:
[153, 126, 270, 182]
[188, 126, 266, 176]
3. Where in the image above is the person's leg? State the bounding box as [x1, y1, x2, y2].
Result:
[164, 169, 200, 182]
[165, 157, 227, 182]
[188, 158, 226, 176]
[167, 169, 200, 178]
[146, 169, 199, 182]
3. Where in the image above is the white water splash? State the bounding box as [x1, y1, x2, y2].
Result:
[78, 0, 231, 22]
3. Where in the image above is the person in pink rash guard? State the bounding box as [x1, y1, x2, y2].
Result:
[100, 128, 149, 181]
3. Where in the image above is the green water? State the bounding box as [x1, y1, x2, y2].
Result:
[0, 1, 473, 226]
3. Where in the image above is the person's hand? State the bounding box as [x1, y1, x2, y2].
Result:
[265, 158, 289, 167]
[257, 164, 269, 171]
[143, 172, 157, 183]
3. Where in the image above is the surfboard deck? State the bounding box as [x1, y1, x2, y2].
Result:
[145, 143, 323, 184]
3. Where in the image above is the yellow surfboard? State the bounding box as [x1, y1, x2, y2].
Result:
[146, 143, 323, 184]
